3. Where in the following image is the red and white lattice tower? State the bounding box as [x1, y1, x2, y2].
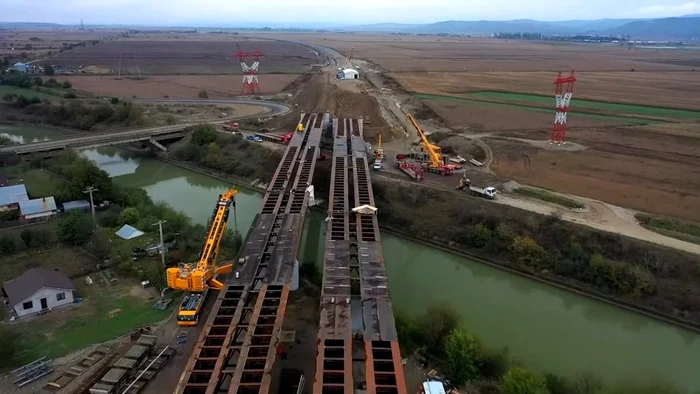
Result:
[551, 70, 577, 144]
[236, 49, 262, 95]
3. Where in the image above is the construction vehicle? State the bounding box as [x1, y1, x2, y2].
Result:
[222, 122, 239, 132]
[373, 134, 384, 171]
[297, 123, 304, 133]
[406, 113, 454, 176]
[167, 189, 238, 325]
[456, 176, 497, 199]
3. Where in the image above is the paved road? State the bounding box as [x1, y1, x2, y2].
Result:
[132, 98, 292, 117]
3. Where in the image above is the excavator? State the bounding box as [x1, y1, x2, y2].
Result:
[167, 189, 238, 326]
[406, 113, 454, 176]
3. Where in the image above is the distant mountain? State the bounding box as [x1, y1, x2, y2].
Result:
[344, 16, 700, 39]
[0, 22, 61, 28]
[611, 16, 700, 39]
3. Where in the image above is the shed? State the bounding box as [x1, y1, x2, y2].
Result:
[13, 62, 28, 73]
[62, 199, 91, 212]
[0, 184, 28, 209]
[2, 268, 75, 318]
[115, 224, 145, 240]
[342, 68, 359, 79]
[19, 196, 58, 220]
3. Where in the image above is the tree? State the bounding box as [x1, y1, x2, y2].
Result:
[33, 76, 43, 86]
[88, 228, 112, 260]
[64, 92, 78, 100]
[198, 90, 209, 98]
[61, 80, 72, 89]
[500, 367, 550, 394]
[443, 328, 483, 384]
[191, 124, 218, 145]
[417, 304, 460, 354]
[30, 228, 52, 248]
[0, 235, 16, 254]
[119, 207, 140, 226]
[44, 64, 55, 76]
[20, 229, 33, 249]
[58, 211, 93, 245]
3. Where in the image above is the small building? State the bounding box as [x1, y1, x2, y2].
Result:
[62, 199, 91, 213]
[0, 184, 28, 211]
[13, 62, 28, 73]
[342, 68, 359, 80]
[2, 268, 75, 318]
[19, 196, 58, 222]
[115, 224, 145, 240]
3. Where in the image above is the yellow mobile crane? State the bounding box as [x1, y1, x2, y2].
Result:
[406, 113, 454, 175]
[167, 189, 238, 325]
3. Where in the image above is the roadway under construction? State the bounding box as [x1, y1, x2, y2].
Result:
[174, 112, 406, 394]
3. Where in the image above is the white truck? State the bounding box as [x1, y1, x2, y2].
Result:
[470, 186, 497, 199]
[372, 158, 383, 171]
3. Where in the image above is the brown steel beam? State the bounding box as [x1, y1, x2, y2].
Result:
[257, 283, 290, 393]
[227, 285, 268, 392]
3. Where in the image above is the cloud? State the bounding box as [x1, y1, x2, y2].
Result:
[635, 1, 700, 15]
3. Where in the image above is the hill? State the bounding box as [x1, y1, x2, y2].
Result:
[612, 16, 700, 39]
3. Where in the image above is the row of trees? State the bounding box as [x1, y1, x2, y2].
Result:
[397, 305, 682, 394]
[9, 97, 144, 130]
[173, 124, 281, 183]
[372, 181, 700, 321]
[0, 72, 70, 89]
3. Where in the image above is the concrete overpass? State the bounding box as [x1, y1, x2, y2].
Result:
[0, 125, 191, 155]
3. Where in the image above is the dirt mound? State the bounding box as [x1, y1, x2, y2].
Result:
[439, 135, 487, 162]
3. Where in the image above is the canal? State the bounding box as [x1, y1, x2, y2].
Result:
[3, 125, 699, 391]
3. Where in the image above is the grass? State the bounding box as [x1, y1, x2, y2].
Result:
[21, 169, 60, 198]
[636, 213, 700, 246]
[463, 91, 700, 120]
[0, 247, 90, 283]
[0, 85, 55, 100]
[514, 187, 585, 209]
[414, 93, 658, 125]
[16, 277, 171, 362]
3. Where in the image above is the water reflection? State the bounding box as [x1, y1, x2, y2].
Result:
[0, 125, 54, 144]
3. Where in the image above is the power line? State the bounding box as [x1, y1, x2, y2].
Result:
[151, 220, 168, 268]
[83, 186, 98, 228]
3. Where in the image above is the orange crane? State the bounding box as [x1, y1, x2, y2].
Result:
[167, 189, 238, 325]
[406, 113, 454, 175]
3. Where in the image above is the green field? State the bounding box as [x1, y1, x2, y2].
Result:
[514, 188, 585, 209]
[463, 91, 700, 120]
[0, 85, 55, 100]
[17, 278, 172, 362]
[414, 93, 657, 125]
[635, 213, 700, 246]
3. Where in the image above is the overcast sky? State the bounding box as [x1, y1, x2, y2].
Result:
[1, 0, 699, 26]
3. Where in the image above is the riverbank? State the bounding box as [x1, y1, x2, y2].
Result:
[152, 150, 700, 334]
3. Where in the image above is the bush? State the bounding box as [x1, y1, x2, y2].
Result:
[418, 305, 460, 355]
[198, 90, 209, 98]
[510, 236, 550, 270]
[61, 81, 72, 89]
[58, 211, 93, 245]
[500, 367, 549, 394]
[443, 328, 483, 384]
[191, 124, 218, 145]
[63, 92, 78, 99]
[44, 64, 55, 75]
[0, 235, 17, 254]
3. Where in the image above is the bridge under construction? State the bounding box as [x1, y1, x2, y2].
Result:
[174, 112, 406, 394]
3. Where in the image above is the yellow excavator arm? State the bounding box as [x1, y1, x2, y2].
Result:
[406, 113, 444, 168]
[166, 189, 238, 292]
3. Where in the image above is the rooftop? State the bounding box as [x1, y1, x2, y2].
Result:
[19, 197, 57, 216]
[0, 184, 28, 206]
[2, 268, 75, 307]
[115, 224, 145, 240]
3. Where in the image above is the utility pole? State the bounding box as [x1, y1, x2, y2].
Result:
[83, 186, 98, 228]
[152, 220, 168, 268]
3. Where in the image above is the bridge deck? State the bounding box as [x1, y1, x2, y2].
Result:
[314, 118, 406, 394]
[174, 113, 324, 394]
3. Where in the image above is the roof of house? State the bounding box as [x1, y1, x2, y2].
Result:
[19, 197, 57, 216]
[0, 184, 28, 206]
[2, 268, 75, 307]
[115, 224, 145, 240]
[62, 200, 91, 211]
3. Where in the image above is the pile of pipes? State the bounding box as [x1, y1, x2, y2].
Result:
[13, 357, 53, 387]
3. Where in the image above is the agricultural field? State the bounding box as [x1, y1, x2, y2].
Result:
[0, 84, 56, 100]
[0, 29, 124, 58]
[42, 39, 318, 75]
[61, 74, 302, 98]
[288, 33, 700, 220]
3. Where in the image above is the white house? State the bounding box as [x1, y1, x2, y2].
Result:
[2, 268, 75, 318]
[0, 184, 28, 211]
[19, 196, 58, 222]
[342, 68, 359, 80]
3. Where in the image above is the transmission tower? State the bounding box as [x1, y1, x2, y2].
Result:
[551, 70, 577, 144]
[236, 44, 262, 95]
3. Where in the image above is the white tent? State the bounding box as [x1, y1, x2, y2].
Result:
[342, 68, 359, 79]
[352, 204, 377, 215]
[115, 224, 145, 240]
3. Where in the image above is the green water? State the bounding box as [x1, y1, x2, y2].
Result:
[414, 93, 660, 124]
[4, 124, 700, 392]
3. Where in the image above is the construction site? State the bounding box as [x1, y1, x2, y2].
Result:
[3, 26, 700, 394]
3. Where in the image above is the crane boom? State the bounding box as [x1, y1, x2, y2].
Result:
[406, 113, 444, 168]
[166, 189, 238, 293]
